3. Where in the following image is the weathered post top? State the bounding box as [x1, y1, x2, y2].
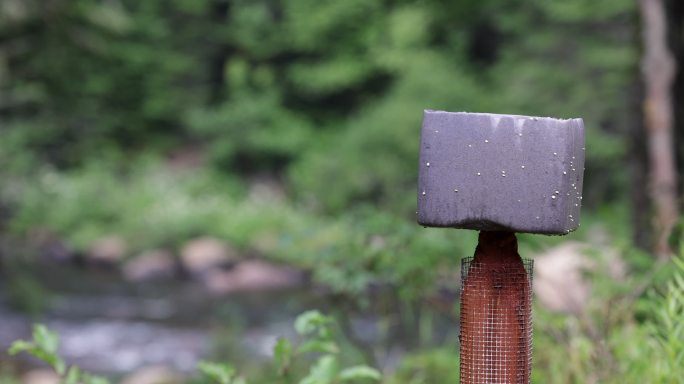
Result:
[417, 110, 585, 235]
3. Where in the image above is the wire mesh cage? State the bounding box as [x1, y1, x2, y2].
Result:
[460, 256, 534, 384]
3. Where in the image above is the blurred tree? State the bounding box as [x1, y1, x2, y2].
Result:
[639, 0, 678, 258]
[0, 0, 659, 250]
[628, 76, 652, 250]
[0, 0, 208, 168]
[669, 0, 684, 242]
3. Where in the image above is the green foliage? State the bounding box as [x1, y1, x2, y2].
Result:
[0, 1, 668, 382]
[201, 311, 381, 384]
[274, 338, 294, 375]
[7, 267, 684, 384]
[0, 374, 19, 384]
[5, 162, 473, 303]
[1, 0, 635, 201]
[3, 268, 49, 315]
[198, 362, 247, 384]
[186, 91, 313, 170]
[386, 349, 459, 384]
[8, 325, 109, 384]
[640, 257, 684, 381]
[0, 0, 208, 166]
[1, 0, 637, 305]
[7, 313, 380, 384]
[6, 162, 281, 251]
[9, 325, 65, 375]
[532, 256, 684, 383]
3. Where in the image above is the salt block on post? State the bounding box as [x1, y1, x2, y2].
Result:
[417, 110, 585, 235]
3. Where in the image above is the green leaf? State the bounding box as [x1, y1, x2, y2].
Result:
[299, 355, 338, 384]
[64, 366, 81, 384]
[8, 326, 66, 376]
[673, 257, 684, 274]
[83, 1, 132, 33]
[8, 340, 35, 356]
[44, 353, 66, 376]
[81, 374, 111, 384]
[298, 340, 339, 355]
[295, 310, 327, 336]
[338, 366, 382, 382]
[198, 361, 237, 384]
[274, 338, 293, 375]
[33, 324, 59, 354]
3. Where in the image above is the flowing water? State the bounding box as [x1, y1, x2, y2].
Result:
[0, 265, 459, 377]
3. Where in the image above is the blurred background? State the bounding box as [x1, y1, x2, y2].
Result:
[0, 0, 683, 383]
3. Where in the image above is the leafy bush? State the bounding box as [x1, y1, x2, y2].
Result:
[8, 311, 380, 384]
[532, 256, 684, 383]
[386, 349, 459, 384]
[8, 325, 109, 384]
[6, 162, 292, 252]
[200, 311, 383, 384]
[4, 162, 477, 304]
[635, 257, 684, 381]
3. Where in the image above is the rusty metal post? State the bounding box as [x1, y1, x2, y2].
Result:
[460, 232, 533, 383]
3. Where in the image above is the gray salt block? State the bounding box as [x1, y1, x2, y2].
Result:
[417, 111, 585, 235]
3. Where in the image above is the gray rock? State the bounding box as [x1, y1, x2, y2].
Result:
[533, 241, 625, 314]
[417, 110, 585, 235]
[180, 237, 239, 276]
[123, 250, 176, 282]
[534, 242, 590, 314]
[205, 260, 303, 295]
[247, 174, 286, 202]
[27, 228, 74, 263]
[21, 370, 60, 384]
[120, 366, 183, 384]
[86, 235, 128, 264]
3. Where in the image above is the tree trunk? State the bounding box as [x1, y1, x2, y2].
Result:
[628, 77, 652, 251]
[639, 0, 679, 259]
[668, 0, 684, 247]
[208, 0, 232, 105]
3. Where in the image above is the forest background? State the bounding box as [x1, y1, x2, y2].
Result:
[1, 0, 684, 383]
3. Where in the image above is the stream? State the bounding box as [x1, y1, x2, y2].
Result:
[0, 265, 459, 378]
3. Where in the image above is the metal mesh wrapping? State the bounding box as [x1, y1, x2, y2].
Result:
[460, 256, 533, 384]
